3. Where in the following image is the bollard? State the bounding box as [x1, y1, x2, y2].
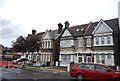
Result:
[67, 63, 70, 72]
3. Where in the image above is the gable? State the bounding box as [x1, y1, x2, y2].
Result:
[62, 29, 72, 37]
[42, 32, 51, 39]
[92, 20, 113, 34]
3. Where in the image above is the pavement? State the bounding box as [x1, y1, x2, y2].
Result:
[23, 66, 70, 77]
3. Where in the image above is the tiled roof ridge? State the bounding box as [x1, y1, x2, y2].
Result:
[70, 23, 89, 28]
[69, 18, 118, 28]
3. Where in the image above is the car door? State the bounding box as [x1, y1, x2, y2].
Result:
[81, 64, 97, 79]
[95, 65, 113, 80]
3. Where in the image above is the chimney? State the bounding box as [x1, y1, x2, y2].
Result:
[32, 29, 36, 35]
[58, 23, 63, 34]
[64, 21, 70, 27]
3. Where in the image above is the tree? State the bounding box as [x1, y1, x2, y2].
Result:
[12, 30, 44, 67]
[25, 33, 43, 58]
[12, 36, 26, 52]
[12, 32, 44, 58]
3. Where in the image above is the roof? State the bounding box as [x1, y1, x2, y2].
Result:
[104, 18, 119, 33]
[70, 23, 90, 37]
[48, 30, 58, 39]
[61, 18, 119, 37]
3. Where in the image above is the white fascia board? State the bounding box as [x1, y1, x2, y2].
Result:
[92, 19, 113, 35]
[60, 51, 75, 54]
[93, 33, 113, 36]
[41, 31, 48, 39]
[94, 50, 114, 54]
[84, 36, 92, 38]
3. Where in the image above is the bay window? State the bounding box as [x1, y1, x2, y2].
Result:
[94, 34, 113, 46]
[61, 55, 71, 63]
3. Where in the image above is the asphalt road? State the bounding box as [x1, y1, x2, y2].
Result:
[1, 67, 93, 81]
[1, 67, 73, 81]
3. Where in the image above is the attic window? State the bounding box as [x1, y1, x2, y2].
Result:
[81, 28, 84, 31]
[76, 29, 79, 31]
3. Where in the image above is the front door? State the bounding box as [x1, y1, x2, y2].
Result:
[78, 56, 84, 63]
[86, 56, 92, 63]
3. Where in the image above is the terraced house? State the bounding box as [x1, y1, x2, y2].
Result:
[40, 23, 63, 65]
[58, 18, 120, 70]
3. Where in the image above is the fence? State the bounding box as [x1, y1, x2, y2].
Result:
[0, 60, 18, 68]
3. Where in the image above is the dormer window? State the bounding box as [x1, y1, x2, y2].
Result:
[76, 29, 79, 31]
[81, 28, 84, 31]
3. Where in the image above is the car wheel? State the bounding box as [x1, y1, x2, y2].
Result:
[114, 77, 120, 81]
[76, 73, 84, 81]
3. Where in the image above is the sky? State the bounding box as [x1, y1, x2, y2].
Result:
[0, 0, 120, 47]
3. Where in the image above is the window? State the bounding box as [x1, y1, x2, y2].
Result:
[79, 38, 83, 47]
[76, 64, 85, 68]
[101, 35, 105, 44]
[96, 54, 100, 63]
[101, 54, 105, 64]
[45, 41, 47, 48]
[86, 37, 91, 47]
[107, 54, 111, 59]
[61, 55, 71, 63]
[78, 57, 82, 62]
[82, 64, 95, 70]
[48, 41, 50, 48]
[60, 40, 73, 47]
[102, 54, 105, 58]
[107, 34, 110, 44]
[42, 41, 44, 48]
[107, 54, 112, 65]
[96, 35, 99, 45]
[96, 65, 107, 71]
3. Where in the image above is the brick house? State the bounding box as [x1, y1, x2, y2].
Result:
[40, 29, 58, 65]
[40, 23, 63, 65]
[58, 18, 120, 70]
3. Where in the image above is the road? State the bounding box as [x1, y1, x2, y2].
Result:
[1, 67, 73, 81]
[1, 67, 92, 81]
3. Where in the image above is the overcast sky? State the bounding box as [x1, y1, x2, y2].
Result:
[0, 0, 120, 47]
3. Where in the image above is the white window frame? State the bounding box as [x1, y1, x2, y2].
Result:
[96, 54, 100, 63]
[101, 35, 105, 44]
[95, 35, 99, 45]
[61, 55, 71, 63]
[60, 39, 74, 47]
[94, 33, 113, 46]
[78, 37, 83, 47]
[86, 37, 91, 47]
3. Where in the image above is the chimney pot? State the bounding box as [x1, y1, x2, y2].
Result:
[64, 21, 70, 27]
[58, 23, 63, 34]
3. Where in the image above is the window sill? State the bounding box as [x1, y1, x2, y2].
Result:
[94, 44, 114, 47]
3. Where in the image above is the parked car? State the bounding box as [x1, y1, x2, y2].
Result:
[70, 63, 120, 81]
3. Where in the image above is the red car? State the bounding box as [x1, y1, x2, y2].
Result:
[70, 63, 120, 81]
